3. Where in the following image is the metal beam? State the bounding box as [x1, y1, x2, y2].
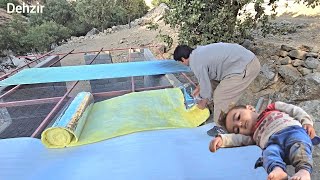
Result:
[17, 45, 161, 58]
[0, 51, 53, 81]
[31, 48, 104, 138]
[0, 50, 75, 100]
[0, 85, 173, 108]
[128, 48, 135, 92]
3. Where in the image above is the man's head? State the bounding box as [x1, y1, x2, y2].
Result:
[218, 105, 259, 136]
[173, 45, 194, 66]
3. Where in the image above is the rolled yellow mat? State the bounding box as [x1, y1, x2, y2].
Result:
[41, 92, 94, 148]
[41, 88, 210, 148]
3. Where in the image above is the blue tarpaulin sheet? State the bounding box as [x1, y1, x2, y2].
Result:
[0, 123, 267, 180]
[0, 60, 191, 86]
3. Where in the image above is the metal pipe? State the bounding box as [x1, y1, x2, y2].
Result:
[47, 49, 74, 67]
[31, 81, 79, 137]
[0, 85, 22, 100]
[0, 97, 66, 108]
[0, 50, 74, 100]
[31, 48, 104, 138]
[180, 73, 196, 87]
[17, 45, 161, 58]
[0, 85, 173, 108]
[128, 48, 135, 92]
[93, 85, 172, 98]
[0, 51, 53, 80]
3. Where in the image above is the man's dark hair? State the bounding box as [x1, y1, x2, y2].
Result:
[173, 45, 194, 61]
[218, 105, 246, 130]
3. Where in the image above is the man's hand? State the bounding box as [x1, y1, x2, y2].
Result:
[197, 99, 208, 109]
[303, 124, 316, 139]
[209, 137, 223, 152]
[192, 85, 200, 97]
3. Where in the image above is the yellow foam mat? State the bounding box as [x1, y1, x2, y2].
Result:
[41, 88, 210, 148]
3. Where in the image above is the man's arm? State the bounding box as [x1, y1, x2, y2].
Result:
[193, 66, 213, 109]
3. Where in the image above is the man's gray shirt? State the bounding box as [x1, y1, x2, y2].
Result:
[189, 43, 255, 100]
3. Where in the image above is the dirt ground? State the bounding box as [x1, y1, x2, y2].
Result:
[257, 14, 320, 52]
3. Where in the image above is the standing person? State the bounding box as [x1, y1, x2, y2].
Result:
[173, 42, 261, 127]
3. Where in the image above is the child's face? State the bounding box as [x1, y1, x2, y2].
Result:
[225, 105, 259, 136]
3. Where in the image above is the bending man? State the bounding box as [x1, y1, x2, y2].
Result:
[173, 42, 261, 125]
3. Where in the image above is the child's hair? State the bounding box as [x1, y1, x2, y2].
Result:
[218, 105, 246, 130]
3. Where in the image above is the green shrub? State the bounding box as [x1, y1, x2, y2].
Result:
[0, 0, 20, 9]
[151, 0, 170, 6]
[0, 15, 29, 55]
[164, 0, 319, 46]
[22, 21, 71, 52]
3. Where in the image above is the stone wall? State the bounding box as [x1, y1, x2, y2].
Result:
[251, 44, 319, 100]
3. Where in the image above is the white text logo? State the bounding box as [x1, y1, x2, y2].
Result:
[7, 2, 44, 14]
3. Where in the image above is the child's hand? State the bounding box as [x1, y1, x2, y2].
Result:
[303, 124, 316, 139]
[209, 137, 223, 152]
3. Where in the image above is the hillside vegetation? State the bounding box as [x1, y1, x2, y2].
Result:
[0, 0, 148, 56]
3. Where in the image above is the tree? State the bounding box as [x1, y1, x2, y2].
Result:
[164, 0, 320, 46]
[0, 0, 20, 9]
[22, 21, 71, 52]
[152, 0, 170, 6]
[0, 15, 29, 55]
[28, 0, 90, 36]
[75, 0, 116, 32]
[29, 0, 75, 26]
[115, 0, 149, 28]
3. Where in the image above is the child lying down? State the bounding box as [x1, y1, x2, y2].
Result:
[209, 101, 317, 180]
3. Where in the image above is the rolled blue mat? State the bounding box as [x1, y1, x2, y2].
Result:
[0, 60, 191, 86]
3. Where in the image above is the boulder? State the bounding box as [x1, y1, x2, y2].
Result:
[298, 67, 312, 76]
[111, 26, 118, 31]
[298, 45, 312, 52]
[280, 56, 292, 65]
[278, 65, 301, 84]
[298, 100, 320, 121]
[306, 52, 318, 58]
[288, 50, 307, 60]
[281, 45, 295, 52]
[241, 39, 254, 49]
[290, 72, 320, 101]
[292, 59, 304, 67]
[261, 64, 276, 80]
[304, 57, 319, 69]
[277, 50, 289, 57]
[50, 43, 58, 50]
[313, 66, 320, 73]
[251, 73, 271, 92]
[86, 28, 100, 36]
[106, 28, 113, 33]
